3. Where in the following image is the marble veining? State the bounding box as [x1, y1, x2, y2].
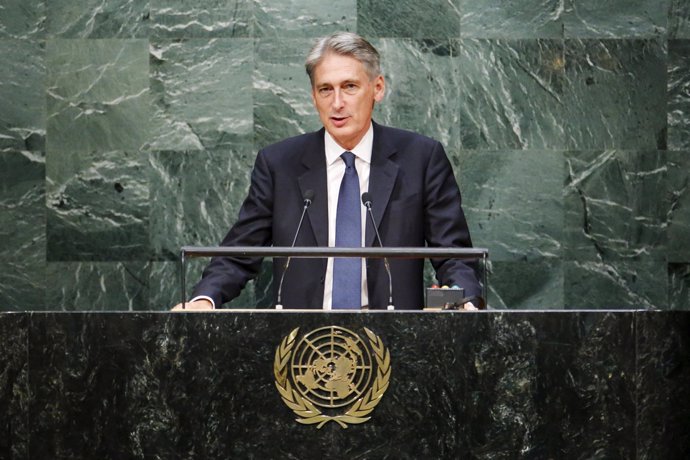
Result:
[563, 39, 667, 150]
[0, 314, 28, 459]
[667, 151, 690, 262]
[254, 0, 356, 38]
[0, 0, 46, 39]
[668, 40, 690, 150]
[457, 150, 564, 261]
[564, 260, 667, 309]
[0, 311, 683, 457]
[564, 0, 668, 38]
[46, 38, 151, 153]
[148, 148, 253, 260]
[46, 150, 149, 261]
[45, 0, 150, 38]
[374, 39, 462, 150]
[460, 39, 567, 150]
[564, 150, 667, 263]
[253, 38, 321, 148]
[45, 262, 150, 310]
[148, 38, 253, 150]
[0, 0, 688, 311]
[460, 0, 565, 38]
[0, 39, 46, 151]
[0, 151, 46, 310]
[357, 0, 461, 38]
[150, 0, 253, 38]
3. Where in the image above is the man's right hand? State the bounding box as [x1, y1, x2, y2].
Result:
[171, 299, 214, 311]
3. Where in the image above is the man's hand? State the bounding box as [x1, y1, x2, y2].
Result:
[462, 302, 478, 311]
[171, 299, 214, 311]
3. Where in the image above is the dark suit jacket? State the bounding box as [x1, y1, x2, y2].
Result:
[192, 122, 481, 309]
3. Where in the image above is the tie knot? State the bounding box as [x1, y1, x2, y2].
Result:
[341, 151, 356, 169]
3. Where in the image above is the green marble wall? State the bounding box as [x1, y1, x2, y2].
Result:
[1, 1, 689, 311]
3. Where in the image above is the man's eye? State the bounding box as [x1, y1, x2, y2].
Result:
[318, 88, 333, 96]
[343, 84, 358, 94]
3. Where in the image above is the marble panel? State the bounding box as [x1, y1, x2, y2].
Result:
[528, 312, 636, 459]
[487, 260, 564, 309]
[253, 38, 321, 148]
[149, 38, 252, 150]
[668, 40, 690, 150]
[563, 39, 667, 150]
[564, 150, 667, 262]
[0, 314, 28, 459]
[563, 260, 667, 309]
[564, 0, 668, 38]
[473, 312, 635, 458]
[46, 149, 149, 261]
[459, 0, 565, 39]
[254, 0, 355, 37]
[148, 148, 253, 260]
[668, 263, 690, 310]
[150, 0, 252, 38]
[0, 151, 46, 311]
[46, 39, 150, 153]
[0, 39, 46, 151]
[25, 311, 637, 458]
[636, 311, 690, 456]
[45, 262, 150, 310]
[0, 0, 45, 39]
[357, 0, 460, 38]
[454, 150, 564, 261]
[460, 39, 567, 150]
[667, 151, 690, 262]
[46, 0, 150, 38]
[669, 0, 690, 38]
[372, 39, 461, 150]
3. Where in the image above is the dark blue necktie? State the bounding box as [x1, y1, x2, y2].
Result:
[332, 151, 361, 309]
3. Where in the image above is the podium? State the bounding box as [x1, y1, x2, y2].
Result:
[1, 310, 689, 458]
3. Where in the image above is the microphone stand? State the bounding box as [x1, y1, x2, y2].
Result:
[362, 193, 394, 310]
[275, 191, 313, 309]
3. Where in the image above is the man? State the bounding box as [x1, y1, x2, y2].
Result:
[173, 32, 481, 311]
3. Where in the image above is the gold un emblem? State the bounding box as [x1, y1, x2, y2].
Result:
[274, 326, 391, 428]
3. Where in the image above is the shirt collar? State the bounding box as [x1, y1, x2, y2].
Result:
[324, 123, 374, 166]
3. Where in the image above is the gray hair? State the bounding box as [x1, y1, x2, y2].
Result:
[305, 32, 381, 85]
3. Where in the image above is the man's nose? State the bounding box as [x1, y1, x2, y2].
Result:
[332, 89, 344, 110]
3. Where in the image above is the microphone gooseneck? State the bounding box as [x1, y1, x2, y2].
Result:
[276, 189, 314, 309]
[361, 192, 394, 310]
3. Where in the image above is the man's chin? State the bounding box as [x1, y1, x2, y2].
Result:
[326, 128, 355, 149]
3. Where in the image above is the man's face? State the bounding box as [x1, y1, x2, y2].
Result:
[311, 53, 385, 151]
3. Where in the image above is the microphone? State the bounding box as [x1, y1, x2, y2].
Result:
[275, 189, 314, 309]
[361, 192, 394, 310]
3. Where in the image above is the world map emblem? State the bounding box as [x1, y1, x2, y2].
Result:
[274, 326, 391, 428]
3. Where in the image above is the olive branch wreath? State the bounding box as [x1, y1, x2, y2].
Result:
[273, 327, 391, 429]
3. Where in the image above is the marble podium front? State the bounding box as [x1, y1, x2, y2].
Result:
[1, 310, 688, 459]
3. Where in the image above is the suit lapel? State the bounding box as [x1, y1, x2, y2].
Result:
[297, 129, 329, 247]
[366, 123, 399, 247]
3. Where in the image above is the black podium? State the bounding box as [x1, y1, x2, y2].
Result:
[1, 310, 689, 459]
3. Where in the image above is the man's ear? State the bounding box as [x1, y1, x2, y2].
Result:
[374, 75, 385, 102]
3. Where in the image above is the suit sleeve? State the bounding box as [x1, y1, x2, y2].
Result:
[190, 150, 275, 307]
[423, 142, 483, 300]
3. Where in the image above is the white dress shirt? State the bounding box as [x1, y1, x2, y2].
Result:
[322, 124, 373, 309]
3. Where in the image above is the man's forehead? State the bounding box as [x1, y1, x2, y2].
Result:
[312, 54, 367, 81]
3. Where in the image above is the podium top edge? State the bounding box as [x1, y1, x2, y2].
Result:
[180, 246, 490, 259]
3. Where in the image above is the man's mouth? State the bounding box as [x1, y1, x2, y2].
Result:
[330, 116, 349, 127]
